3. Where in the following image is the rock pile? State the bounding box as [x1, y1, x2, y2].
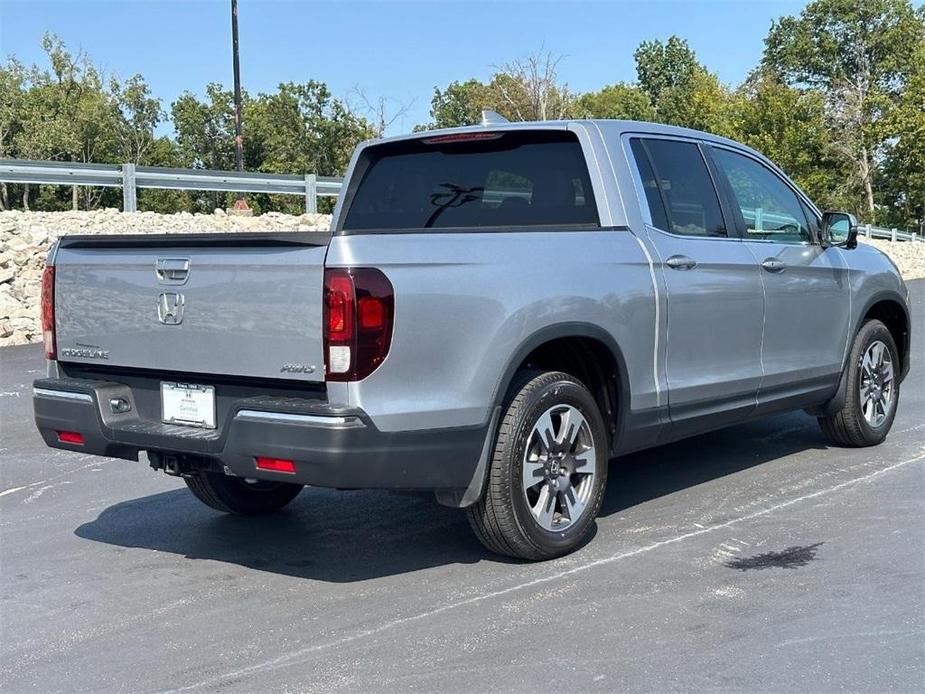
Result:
[860, 237, 925, 282]
[0, 209, 332, 346]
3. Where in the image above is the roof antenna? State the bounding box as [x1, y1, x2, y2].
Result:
[481, 109, 509, 126]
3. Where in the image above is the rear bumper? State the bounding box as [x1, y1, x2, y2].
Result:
[33, 377, 485, 491]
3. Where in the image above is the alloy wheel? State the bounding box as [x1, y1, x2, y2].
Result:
[522, 404, 597, 531]
[859, 339, 894, 428]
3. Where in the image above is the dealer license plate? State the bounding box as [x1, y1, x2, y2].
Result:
[161, 382, 216, 429]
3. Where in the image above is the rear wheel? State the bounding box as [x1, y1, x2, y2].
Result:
[818, 319, 899, 447]
[466, 371, 608, 560]
[185, 472, 303, 514]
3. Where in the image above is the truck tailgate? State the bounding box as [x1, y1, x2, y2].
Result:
[52, 232, 328, 383]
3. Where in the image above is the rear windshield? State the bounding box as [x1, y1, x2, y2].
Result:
[341, 131, 599, 231]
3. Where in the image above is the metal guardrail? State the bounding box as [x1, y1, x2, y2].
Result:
[0, 158, 923, 240]
[861, 223, 922, 243]
[0, 159, 343, 214]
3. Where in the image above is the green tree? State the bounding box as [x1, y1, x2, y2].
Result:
[170, 84, 238, 211]
[490, 51, 574, 121]
[246, 81, 374, 213]
[633, 36, 700, 108]
[763, 0, 923, 217]
[576, 82, 654, 120]
[248, 81, 372, 177]
[632, 35, 737, 135]
[734, 71, 848, 208]
[3, 34, 148, 210]
[137, 136, 194, 213]
[171, 83, 237, 171]
[879, 14, 925, 233]
[170, 81, 373, 213]
[111, 74, 164, 164]
[0, 58, 26, 209]
[427, 79, 493, 128]
[654, 69, 738, 136]
[419, 51, 575, 129]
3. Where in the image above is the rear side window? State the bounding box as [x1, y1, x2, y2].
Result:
[630, 139, 669, 231]
[630, 138, 726, 237]
[342, 131, 599, 231]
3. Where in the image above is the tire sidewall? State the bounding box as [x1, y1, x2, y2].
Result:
[198, 472, 302, 514]
[849, 321, 900, 443]
[506, 377, 608, 555]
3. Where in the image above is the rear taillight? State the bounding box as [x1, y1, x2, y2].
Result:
[41, 266, 56, 360]
[323, 268, 394, 381]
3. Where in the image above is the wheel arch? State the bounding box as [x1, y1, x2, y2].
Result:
[810, 289, 910, 419]
[857, 293, 910, 382]
[494, 324, 630, 452]
[436, 323, 630, 509]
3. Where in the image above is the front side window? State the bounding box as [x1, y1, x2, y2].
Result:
[630, 138, 727, 237]
[342, 131, 599, 231]
[711, 148, 811, 244]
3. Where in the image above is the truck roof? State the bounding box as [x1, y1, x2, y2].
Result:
[366, 118, 763, 160]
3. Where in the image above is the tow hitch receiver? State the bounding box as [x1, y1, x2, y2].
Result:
[148, 452, 205, 478]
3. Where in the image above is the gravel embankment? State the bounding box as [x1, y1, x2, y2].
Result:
[1, 210, 922, 347]
[859, 237, 925, 281]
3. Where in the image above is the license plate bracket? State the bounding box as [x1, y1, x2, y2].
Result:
[161, 382, 216, 429]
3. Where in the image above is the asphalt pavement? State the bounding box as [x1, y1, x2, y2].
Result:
[1, 282, 923, 693]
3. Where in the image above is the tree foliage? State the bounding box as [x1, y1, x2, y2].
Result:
[633, 36, 702, 109]
[2, 6, 924, 230]
[1, 34, 375, 213]
[763, 0, 924, 217]
[576, 83, 654, 121]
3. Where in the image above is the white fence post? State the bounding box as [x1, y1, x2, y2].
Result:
[304, 173, 317, 215]
[891, 227, 897, 242]
[865, 223, 872, 238]
[122, 163, 137, 212]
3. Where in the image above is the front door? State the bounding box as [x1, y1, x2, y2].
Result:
[708, 145, 850, 412]
[628, 137, 765, 435]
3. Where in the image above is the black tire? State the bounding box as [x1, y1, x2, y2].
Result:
[185, 472, 303, 514]
[466, 371, 609, 561]
[818, 319, 900, 447]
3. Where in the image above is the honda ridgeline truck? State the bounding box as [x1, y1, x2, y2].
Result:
[33, 116, 911, 560]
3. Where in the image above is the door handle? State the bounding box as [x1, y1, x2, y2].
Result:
[761, 258, 786, 274]
[665, 255, 697, 271]
[155, 258, 190, 283]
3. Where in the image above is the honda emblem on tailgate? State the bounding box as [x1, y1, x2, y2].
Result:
[157, 292, 185, 325]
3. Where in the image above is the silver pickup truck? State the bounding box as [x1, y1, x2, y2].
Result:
[33, 117, 911, 560]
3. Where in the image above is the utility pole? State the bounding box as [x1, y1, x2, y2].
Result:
[230, 0, 249, 212]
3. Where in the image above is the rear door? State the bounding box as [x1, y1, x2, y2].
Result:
[707, 145, 850, 410]
[53, 233, 329, 383]
[627, 136, 764, 434]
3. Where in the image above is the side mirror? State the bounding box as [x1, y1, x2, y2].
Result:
[822, 211, 858, 249]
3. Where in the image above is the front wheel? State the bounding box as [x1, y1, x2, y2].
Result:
[185, 471, 303, 514]
[818, 319, 900, 447]
[466, 371, 608, 560]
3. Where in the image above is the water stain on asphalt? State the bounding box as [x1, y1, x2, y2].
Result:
[725, 542, 823, 571]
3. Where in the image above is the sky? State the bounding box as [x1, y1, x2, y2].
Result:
[0, 0, 812, 135]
